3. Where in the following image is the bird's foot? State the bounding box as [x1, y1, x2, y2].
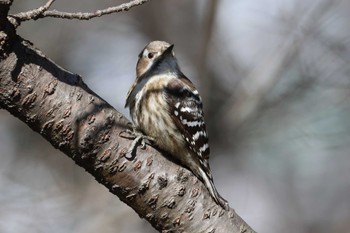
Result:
[119, 124, 154, 160]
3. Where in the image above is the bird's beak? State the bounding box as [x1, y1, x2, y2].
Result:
[161, 44, 174, 57]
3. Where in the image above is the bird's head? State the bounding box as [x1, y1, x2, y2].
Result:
[136, 40, 179, 78]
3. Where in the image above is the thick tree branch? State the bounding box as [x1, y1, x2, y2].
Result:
[0, 3, 256, 233]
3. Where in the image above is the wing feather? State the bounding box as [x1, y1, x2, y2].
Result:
[164, 77, 210, 162]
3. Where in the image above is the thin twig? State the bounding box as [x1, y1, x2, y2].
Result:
[42, 0, 149, 20]
[12, 0, 55, 21]
[8, 0, 149, 27]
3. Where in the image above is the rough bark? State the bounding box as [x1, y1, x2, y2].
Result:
[0, 3, 256, 233]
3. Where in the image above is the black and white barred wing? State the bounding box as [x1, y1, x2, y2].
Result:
[165, 78, 211, 165]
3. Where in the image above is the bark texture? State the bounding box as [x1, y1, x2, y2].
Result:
[0, 3, 256, 233]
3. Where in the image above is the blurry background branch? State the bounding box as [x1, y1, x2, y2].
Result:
[196, 0, 219, 105]
[222, 0, 337, 129]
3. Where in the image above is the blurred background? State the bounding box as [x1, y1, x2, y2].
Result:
[1, 0, 350, 232]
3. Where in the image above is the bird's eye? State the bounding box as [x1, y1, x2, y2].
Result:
[148, 53, 154, 59]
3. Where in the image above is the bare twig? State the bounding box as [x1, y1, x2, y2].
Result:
[10, 0, 55, 25]
[42, 0, 149, 20]
[9, 0, 149, 27]
[18, 0, 54, 19]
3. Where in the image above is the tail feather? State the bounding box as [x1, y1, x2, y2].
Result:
[198, 168, 229, 210]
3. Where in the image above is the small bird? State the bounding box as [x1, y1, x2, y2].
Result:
[125, 41, 228, 210]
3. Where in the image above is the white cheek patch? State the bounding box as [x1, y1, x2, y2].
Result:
[142, 49, 154, 73]
[143, 49, 149, 58]
[142, 49, 152, 72]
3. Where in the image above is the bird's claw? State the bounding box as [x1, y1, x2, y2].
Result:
[119, 126, 154, 160]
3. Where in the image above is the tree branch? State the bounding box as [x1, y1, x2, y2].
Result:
[11, 0, 55, 21]
[0, 2, 256, 232]
[42, 0, 149, 20]
[9, 0, 150, 27]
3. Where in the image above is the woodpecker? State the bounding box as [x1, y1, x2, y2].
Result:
[125, 41, 228, 210]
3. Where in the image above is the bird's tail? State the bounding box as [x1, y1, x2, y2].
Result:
[198, 167, 229, 210]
